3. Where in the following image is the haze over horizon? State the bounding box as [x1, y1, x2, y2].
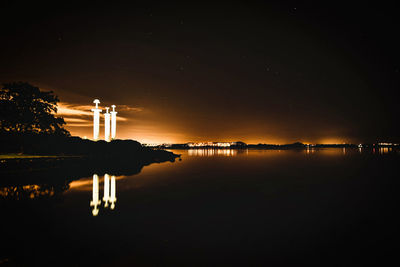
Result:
[2, 2, 399, 144]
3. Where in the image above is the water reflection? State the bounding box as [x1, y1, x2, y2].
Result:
[306, 147, 315, 154]
[370, 147, 395, 154]
[188, 149, 238, 157]
[90, 174, 101, 216]
[90, 173, 117, 216]
[186, 147, 400, 157]
[110, 175, 117, 210]
[0, 182, 70, 200]
[0, 184, 56, 200]
[103, 174, 110, 207]
[379, 147, 391, 154]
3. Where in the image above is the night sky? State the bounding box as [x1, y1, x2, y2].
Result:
[1, 1, 399, 144]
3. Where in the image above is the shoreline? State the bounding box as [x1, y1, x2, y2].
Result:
[159, 146, 399, 150]
[0, 151, 180, 187]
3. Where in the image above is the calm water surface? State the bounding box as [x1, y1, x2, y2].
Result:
[1, 148, 399, 266]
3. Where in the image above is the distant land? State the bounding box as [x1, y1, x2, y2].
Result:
[144, 141, 400, 150]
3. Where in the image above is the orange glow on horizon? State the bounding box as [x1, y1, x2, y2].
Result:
[56, 102, 360, 145]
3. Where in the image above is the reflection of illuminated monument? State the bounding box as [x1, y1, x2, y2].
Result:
[109, 175, 117, 210]
[90, 174, 101, 216]
[104, 107, 111, 142]
[110, 105, 117, 140]
[90, 174, 117, 216]
[103, 174, 110, 208]
[91, 99, 102, 141]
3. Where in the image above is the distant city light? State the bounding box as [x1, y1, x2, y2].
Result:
[187, 142, 235, 148]
[378, 142, 393, 146]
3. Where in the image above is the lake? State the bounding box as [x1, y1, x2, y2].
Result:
[1, 148, 399, 266]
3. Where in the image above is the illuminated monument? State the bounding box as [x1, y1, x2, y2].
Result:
[91, 100, 117, 141]
[110, 105, 117, 140]
[91, 99, 102, 141]
[104, 107, 111, 142]
[90, 174, 101, 216]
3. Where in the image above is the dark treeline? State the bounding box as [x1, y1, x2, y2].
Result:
[0, 132, 175, 157]
[0, 133, 179, 172]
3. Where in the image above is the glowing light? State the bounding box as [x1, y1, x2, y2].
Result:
[188, 149, 237, 157]
[57, 103, 94, 116]
[111, 105, 117, 140]
[109, 175, 117, 210]
[104, 107, 111, 142]
[187, 142, 233, 148]
[90, 174, 101, 216]
[379, 147, 390, 154]
[305, 146, 315, 154]
[103, 174, 110, 208]
[0, 184, 55, 199]
[378, 142, 393, 146]
[91, 99, 102, 141]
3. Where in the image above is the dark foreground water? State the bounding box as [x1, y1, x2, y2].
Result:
[1, 148, 399, 266]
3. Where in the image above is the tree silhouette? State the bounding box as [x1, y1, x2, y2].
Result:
[0, 82, 69, 135]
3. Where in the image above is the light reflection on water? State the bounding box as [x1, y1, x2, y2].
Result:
[103, 174, 110, 208]
[187, 149, 240, 156]
[378, 147, 391, 154]
[185, 147, 399, 158]
[0, 148, 397, 204]
[1, 147, 400, 266]
[0, 184, 56, 199]
[89, 174, 101, 216]
[89, 174, 117, 216]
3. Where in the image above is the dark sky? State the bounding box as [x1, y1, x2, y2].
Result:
[1, 1, 399, 143]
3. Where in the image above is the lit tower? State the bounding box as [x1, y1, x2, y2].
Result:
[109, 175, 117, 210]
[91, 99, 102, 141]
[110, 105, 117, 140]
[104, 107, 111, 142]
[90, 174, 101, 216]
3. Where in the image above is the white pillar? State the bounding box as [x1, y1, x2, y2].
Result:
[90, 174, 101, 216]
[91, 99, 102, 141]
[104, 107, 111, 142]
[110, 105, 117, 140]
[103, 174, 110, 208]
[110, 175, 117, 210]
